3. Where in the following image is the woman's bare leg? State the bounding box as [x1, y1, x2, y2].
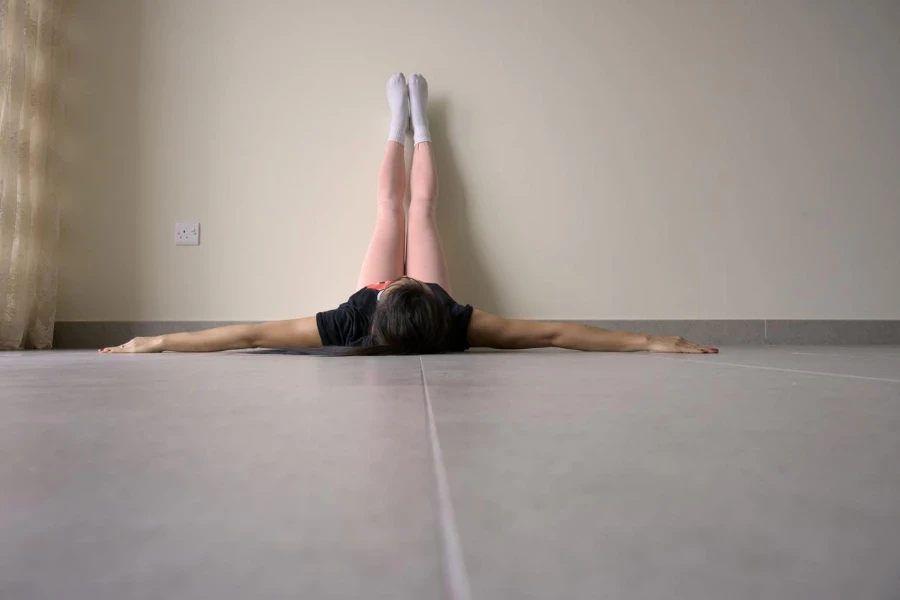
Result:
[356, 74, 410, 289]
[406, 141, 451, 290]
[405, 74, 452, 291]
[356, 141, 407, 289]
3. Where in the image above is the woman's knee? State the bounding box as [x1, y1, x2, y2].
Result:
[376, 194, 405, 215]
[409, 193, 438, 215]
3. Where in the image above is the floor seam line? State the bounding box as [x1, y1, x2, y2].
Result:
[419, 356, 473, 600]
[635, 354, 900, 383]
[791, 351, 900, 360]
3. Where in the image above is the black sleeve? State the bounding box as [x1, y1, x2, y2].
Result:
[449, 303, 474, 351]
[316, 303, 357, 346]
[316, 289, 378, 346]
[427, 284, 474, 352]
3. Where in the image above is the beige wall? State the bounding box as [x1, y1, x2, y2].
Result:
[58, 0, 900, 321]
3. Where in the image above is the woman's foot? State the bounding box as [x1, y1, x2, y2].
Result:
[408, 74, 431, 144]
[386, 73, 409, 144]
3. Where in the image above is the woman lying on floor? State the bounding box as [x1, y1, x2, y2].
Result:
[101, 74, 717, 356]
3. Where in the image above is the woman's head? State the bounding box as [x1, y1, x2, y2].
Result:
[368, 277, 451, 354]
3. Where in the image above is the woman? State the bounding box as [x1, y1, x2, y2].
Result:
[100, 74, 717, 356]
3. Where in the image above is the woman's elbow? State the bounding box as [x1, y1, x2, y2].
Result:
[540, 322, 567, 348]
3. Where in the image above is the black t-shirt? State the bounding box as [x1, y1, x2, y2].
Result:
[316, 282, 474, 351]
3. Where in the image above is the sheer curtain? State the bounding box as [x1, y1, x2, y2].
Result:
[0, 0, 65, 349]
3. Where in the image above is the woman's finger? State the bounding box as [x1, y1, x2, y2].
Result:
[682, 340, 718, 354]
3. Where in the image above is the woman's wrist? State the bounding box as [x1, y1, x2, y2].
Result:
[640, 334, 654, 351]
[153, 335, 168, 352]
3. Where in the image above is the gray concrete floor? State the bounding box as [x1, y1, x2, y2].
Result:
[2, 347, 899, 600]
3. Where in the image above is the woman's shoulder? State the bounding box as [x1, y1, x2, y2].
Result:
[426, 283, 469, 307]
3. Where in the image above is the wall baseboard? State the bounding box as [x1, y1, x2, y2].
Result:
[51, 320, 900, 349]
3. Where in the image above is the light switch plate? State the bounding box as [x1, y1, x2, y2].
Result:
[176, 222, 200, 246]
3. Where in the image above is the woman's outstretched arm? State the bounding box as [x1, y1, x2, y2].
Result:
[99, 317, 322, 354]
[467, 310, 718, 354]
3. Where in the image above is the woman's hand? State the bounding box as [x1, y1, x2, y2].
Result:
[646, 335, 718, 354]
[99, 336, 164, 354]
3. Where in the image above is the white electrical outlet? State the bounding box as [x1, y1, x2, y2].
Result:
[176, 222, 200, 246]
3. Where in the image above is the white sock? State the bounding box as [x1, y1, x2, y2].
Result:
[386, 73, 409, 144]
[409, 73, 431, 144]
